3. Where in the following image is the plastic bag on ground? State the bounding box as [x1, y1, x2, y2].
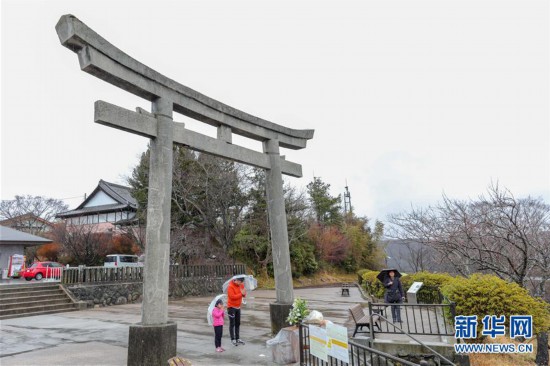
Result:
[304, 310, 324, 324]
[266, 326, 300, 365]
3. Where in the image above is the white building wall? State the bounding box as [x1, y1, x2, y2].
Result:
[84, 191, 117, 208]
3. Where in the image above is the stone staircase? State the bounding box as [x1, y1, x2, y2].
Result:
[0, 282, 80, 320]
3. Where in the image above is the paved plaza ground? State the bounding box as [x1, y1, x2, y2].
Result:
[0, 285, 365, 365]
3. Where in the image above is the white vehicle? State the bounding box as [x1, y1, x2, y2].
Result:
[104, 254, 141, 267]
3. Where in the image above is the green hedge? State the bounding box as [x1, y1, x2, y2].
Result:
[360, 270, 454, 300]
[441, 274, 550, 337]
[358, 269, 550, 337]
[356, 269, 369, 285]
[402, 271, 454, 303]
[400, 271, 454, 289]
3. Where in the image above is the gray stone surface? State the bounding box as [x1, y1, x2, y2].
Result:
[0, 286, 361, 366]
[128, 322, 177, 366]
[1, 286, 457, 365]
[65, 278, 227, 307]
[95, 100, 303, 177]
[169, 277, 225, 298]
[67, 283, 142, 307]
[269, 302, 293, 335]
[264, 139, 294, 307]
[142, 98, 174, 326]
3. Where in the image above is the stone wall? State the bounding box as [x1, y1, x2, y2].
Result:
[65, 277, 226, 307]
[66, 282, 143, 308]
[169, 277, 225, 298]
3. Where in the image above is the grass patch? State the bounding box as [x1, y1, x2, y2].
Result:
[468, 336, 538, 366]
[255, 270, 357, 289]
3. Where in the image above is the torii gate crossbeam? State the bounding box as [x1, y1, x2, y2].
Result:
[56, 14, 313, 366]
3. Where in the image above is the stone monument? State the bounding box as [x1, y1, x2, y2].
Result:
[55, 15, 313, 365]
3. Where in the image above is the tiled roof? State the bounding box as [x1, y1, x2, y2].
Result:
[98, 180, 137, 208]
[56, 180, 137, 218]
[0, 213, 54, 227]
[56, 203, 132, 218]
[0, 225, 52, 244]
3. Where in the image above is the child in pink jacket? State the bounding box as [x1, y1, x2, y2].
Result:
[212, 299, 225, 352]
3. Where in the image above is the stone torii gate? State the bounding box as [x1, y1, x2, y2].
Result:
[56, 15, 313, 365]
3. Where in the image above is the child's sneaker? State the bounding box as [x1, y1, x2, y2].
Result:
[237, 339, 245, 345]
[232, 339, 238, 346]
[220, 347, 225, 351]
[216, 347, 223, 352]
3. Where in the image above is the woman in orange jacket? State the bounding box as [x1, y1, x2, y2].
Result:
[227, 276, 246, 346]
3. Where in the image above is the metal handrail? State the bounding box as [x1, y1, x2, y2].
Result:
[374, 313, 456, 366]
[369, 302, 455, 336]
[348, 339, 421, 366]
[298, 323, 422, 366]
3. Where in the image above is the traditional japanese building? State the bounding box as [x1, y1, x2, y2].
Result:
[56, 180, 137, 232]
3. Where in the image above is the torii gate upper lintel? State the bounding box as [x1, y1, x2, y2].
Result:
[56, 14, 313, 366]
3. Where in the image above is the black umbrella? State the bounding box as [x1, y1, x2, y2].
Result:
[376, 268, 402, 283]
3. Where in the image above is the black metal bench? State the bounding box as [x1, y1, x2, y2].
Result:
[341, 283, 351, 296]
[349, 304, 380, 337]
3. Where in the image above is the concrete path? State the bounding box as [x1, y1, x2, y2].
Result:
[0, 286, 365, 365]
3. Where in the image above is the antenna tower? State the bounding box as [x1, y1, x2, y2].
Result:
[343, 181, 352, 215]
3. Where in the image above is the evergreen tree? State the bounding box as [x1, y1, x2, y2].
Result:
[306, 177, 343, 226]
[342, 215, 385, 271]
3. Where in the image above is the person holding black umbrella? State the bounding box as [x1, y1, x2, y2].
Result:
[378, 269, 405, 323]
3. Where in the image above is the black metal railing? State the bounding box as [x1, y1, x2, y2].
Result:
[368, 302, 456, 338]
[298, 323, 420, 366]
[416, 285, 444, 304]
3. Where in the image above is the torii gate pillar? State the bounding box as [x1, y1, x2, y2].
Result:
[264, 139, 295, 330]
[127, 98, 177, 365]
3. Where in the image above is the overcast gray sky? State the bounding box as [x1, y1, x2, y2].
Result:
[1, 0, 549, 224]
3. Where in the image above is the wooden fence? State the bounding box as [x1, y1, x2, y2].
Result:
[62, 264, 246, 285]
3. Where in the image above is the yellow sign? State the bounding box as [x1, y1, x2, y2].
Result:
[327, 323, 349, 363]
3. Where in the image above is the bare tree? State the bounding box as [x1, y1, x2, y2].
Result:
[51, 223, 113, 266]
[0, 195, 68, 234]
[388, 183, 550, 298]
[116, 220, 146, 252]
[171, 151, 251, 259]
[385, 239, 442, 273]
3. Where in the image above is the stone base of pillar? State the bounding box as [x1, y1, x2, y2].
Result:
[127, 322, 177, 366]
[270, 302, 293, 335]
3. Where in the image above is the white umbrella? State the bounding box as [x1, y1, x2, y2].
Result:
[207, 294, 227, 326]
[222, 274, 258, 293]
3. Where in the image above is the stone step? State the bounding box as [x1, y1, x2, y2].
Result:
[0, 284, 61, 294]
[0, 297, 73, 311]
[0, 302, 79, 317]
[0, 306, 79, 321]
[0, 279, 60, 291]
[0, 293, 68, 305]
[0, 288, 65, 299]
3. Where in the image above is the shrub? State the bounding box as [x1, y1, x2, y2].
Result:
[441, 274, 550, 338]
[402, 271, 455, 303]
[356, 269, 369, 284]
[401, 271, 454, 289]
